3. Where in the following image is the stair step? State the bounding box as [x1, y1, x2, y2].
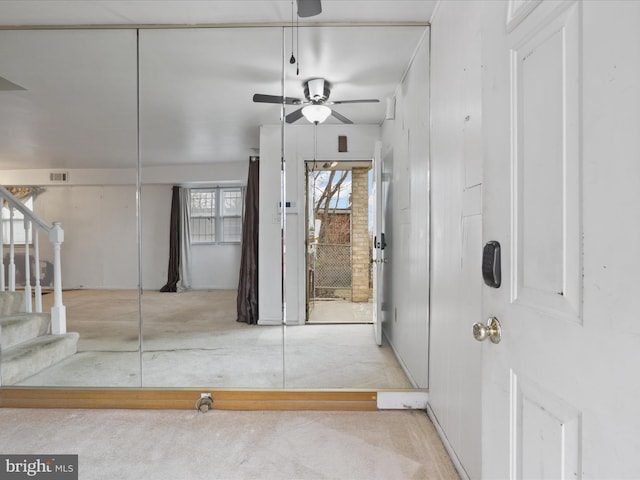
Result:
[0, 292, 25, 316]
[0, 313, 50, 350]
[1, 332, 79, 385]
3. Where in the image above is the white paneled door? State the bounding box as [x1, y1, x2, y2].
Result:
[481, 1, 640, 478]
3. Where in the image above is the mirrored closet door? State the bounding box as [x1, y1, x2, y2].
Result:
[138, 27, 285, 388]
[279, 25, 428, 389]
[0, 29, 140, 387]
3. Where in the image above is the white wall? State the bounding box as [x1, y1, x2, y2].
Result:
[23, 161, 247, 290]
[427, 1, 483, 478]
[33, 185, 138, 289]
[258, 124, 381, 325]
[379, 30, 430, 388]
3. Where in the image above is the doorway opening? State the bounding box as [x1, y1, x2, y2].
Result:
[305, 160, 373, 324]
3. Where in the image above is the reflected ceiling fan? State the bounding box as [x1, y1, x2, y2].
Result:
[296, 0, 322, 18]
[253, 78, 380, 124]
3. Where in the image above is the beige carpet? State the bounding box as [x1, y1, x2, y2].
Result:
[0, 408, 460, 480]
[307, 298, 373, 324]
[25, 289, 413, 389]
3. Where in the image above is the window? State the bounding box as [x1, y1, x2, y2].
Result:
[190, 189, 217, 243]
[190, 187, 244, 244]
[2, 197, 33, 245]
[220, 188, 243, 243]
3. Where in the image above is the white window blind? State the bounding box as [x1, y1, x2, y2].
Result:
[190, 187, 244, 244]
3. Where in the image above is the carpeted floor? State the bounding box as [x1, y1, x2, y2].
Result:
[307, 298, 373, 323]
[25, 289, 412, 389]
[5, 291, 460, 479]
[0, 408, 460, 480]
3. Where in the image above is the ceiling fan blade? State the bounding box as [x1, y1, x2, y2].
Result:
[330, 110, 353, 124]
[297, 0, 322, 18]
[286, 108, 305, 124]
[330, 99, 380, 105]
[253, 94, 301, 105]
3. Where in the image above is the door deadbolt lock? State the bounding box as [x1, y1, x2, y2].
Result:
[472, 317, 502, 344]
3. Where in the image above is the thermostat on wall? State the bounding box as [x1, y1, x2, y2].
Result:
[277, 201, 297, 213]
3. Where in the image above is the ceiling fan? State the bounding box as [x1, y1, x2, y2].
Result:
[253, 78, 380, 124]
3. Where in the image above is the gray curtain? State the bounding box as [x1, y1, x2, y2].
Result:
[237, 157, 259, 324]
[177, 187, 192, 291]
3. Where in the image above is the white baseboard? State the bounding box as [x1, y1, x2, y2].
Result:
[426, 403, 470, 480]
[257, 317, 281, 326]
[377, 390, 428, 409]
[383, 329, 419, 388]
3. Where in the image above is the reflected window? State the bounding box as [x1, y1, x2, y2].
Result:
[2, 197, 33, 245]
[190, 187, 244, 244]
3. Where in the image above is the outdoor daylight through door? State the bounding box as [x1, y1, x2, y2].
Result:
[305, 161, 372, 324]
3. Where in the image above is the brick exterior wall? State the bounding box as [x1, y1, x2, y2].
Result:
[351, 167, 370, 302]
[316, 210, 351, 244]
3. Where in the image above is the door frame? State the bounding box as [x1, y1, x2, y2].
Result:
[302, 159, 374, 325]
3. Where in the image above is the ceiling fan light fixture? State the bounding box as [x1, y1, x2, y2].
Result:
[306, 78, 328, 101]
[302, 104, 331, 124]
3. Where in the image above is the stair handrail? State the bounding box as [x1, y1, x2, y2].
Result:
[0, 185, 66, 334]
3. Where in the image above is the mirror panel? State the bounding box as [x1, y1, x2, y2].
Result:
[0, 23, 428, 391]
[281, 25, 428, 388]
[138, 27, 285, 388]
[0, 29, 140, 386]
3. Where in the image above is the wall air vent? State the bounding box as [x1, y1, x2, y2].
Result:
[49, 172, 69, 183]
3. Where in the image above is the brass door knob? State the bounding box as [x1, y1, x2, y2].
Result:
[472, 317, 502, 344]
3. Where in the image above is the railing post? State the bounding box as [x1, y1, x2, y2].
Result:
[34, 228, 42, 313]
[23, 219, 32, 313]
[8, 206, 15, 292]
[48, 222, 66, 334]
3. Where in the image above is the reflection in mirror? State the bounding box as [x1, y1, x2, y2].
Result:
[138, 27, 284, 387]
[0, 23, 430, 391]
[133, 23, 430, 389]
[278, 25, 430, 388]
[0, 29, 140, 386]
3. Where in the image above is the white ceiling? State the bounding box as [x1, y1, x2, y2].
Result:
[0, 1, 434, 170]
[0, 1, 436, 26]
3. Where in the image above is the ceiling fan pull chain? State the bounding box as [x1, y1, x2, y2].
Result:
[296, 9, 300, 75]
[289, 0, 296, 65]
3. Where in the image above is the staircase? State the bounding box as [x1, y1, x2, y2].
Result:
[0, 291, 78, 385]
[1, 184, 75, 386]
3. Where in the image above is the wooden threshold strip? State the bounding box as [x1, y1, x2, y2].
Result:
[0, 388, 378, 411]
